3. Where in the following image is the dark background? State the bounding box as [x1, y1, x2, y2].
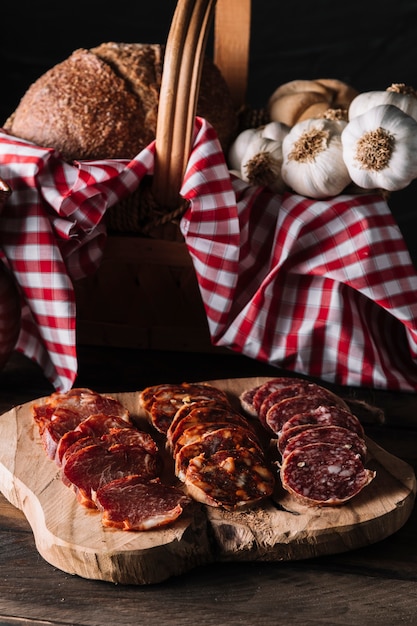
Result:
[2, 0, 417, 258]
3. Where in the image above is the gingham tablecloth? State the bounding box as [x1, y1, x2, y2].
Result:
[1, 118, 417, 392]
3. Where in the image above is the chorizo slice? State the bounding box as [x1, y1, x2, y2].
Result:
[184, 447, 275, 510]
[280, 442, 375, 506]
[96, 476, 191, 531]
[175, 425, 263, 482]
[140, 382, 230, 434]
[168, 404, 254, 453]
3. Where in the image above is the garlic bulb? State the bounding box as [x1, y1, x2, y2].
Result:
[281, 117, 351, 198]
[228, 122, 289, 192]
[241, 133, 287, 192]
[268, 78, 358, 127]
[348, 83, 417, 122]
[341, 103, 417, 191]
[228, 128, 259, 171]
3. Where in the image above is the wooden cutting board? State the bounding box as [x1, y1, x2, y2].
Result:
[0, 377, 415, 585]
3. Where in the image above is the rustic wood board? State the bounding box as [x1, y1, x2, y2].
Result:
[0, 376, 415, 585]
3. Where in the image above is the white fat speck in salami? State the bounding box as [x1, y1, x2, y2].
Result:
[96, 476, 191, 531]
[281, 425, 367, 460]
[280, 442, 375, 506]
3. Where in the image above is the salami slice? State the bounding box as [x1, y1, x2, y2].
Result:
[62, 442, 162, 508]
[184, 447, 275, 510]
[251, 377, 312, 414]
[281, 425, 367, 460]
[96, 476, 191, 531]
[175, 425, 263, 481]
[140, 382, 230, 434]
[238, 387, 259, 417]
[32, 388, 130, 459]
[258, 383, 347, 432]
[280, 442, 375, 506]
[279, 404, 365, 439]
[265, 394, 347, 435]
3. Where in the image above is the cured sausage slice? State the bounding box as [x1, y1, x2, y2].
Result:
[166, 399, 228, 448]
[265, 394, 350, 435]
[251, 377, 311, 414]
[281, 425, 367, 460]
[32, 388, 130, 459]
[173, 422, 250, 457]
[62, 442, 162, 508]
[140, 382, 231, 434]
[280, 442, 375, 506]
[55, 413, 135, 466]
[167, 404, 254, 453]
[175, 425, 263, 481]
[258, 383, 347, 432]
[96, 476, 191, 531]
[184, 447, 275, 510]
[279, 404, 365, 439]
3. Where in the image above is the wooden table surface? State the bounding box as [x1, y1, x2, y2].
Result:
[1, 346, 417, 626]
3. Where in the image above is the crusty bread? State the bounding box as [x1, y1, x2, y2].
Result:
[4, 42, 238, 162]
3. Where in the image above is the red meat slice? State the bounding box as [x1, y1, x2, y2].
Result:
[96, 476, 191, 531]
[62, 443, 161, 508]
[55, 413, 135, 466]
[32, 388, 130, 459]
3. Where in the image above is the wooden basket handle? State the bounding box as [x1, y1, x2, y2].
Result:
[152, 0, 251, 210]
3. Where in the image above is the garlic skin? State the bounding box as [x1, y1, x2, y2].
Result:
[241, 133, 287, 192]
[341, 104, 417, 191]
[281, 117, 351, 198]
[227, 128, 259, 171]
[348, 83, 417, 123]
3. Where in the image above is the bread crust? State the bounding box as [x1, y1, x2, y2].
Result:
[4, 42, 237, 161]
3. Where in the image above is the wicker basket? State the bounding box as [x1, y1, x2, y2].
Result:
[74, 0, 252, 352]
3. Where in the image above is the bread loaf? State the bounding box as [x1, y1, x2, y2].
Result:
[4, 42, 238, 162]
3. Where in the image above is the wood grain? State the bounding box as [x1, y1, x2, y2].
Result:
[0, 377, 415, 586]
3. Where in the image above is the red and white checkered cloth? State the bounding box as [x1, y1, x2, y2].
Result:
[1, 118, 417, 392]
